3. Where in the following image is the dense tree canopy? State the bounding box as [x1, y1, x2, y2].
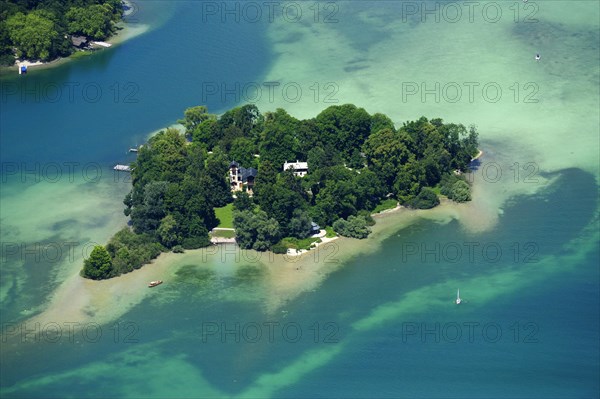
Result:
[5, 11, 60, 60]
[84, 103, 479, 279]
[233, 209, 280, 251]
[66, 4, 115, 40]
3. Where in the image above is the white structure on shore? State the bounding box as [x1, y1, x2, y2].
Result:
[283, 160, 308, 177]
[113, 164, 132, 172]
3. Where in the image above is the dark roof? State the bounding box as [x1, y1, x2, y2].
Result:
[240, 167, 257, 182]
[230, 161, 257, 183]
[71, 36, 88, 47]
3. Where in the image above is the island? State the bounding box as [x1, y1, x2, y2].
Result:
[82, 104, 479, 280]
[0, 0, 125, 68]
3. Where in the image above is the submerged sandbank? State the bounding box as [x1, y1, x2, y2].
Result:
[17, 149, 554, 331]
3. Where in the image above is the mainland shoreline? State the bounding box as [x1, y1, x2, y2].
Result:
[0, 1, 146, 76]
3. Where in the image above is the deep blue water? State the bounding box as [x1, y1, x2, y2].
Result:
[0, 1, 271, 165]
[1, 165, 597, 398]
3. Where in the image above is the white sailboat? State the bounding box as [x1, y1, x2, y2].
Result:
[456, 289, 462, 305]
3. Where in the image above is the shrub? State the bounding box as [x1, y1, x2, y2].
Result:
[81, 245, 113, 280]
[333, 215, 371, 239]
[450, 180, 471, 202]
[439, 174, 471, 202]
[358, 210, 376, 226]
[102, 228, 164, 277]
[0, 53, 15, 67]
[407, 187, 439, 209]
[271, 243, 288, 254]
[233, 209, 280, 251]
[173, 245, 184, 253]
[182, 236, 211, 249]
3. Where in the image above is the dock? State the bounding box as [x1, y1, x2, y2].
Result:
[92, 41, 112, 48]
[113, 164, 132, 172]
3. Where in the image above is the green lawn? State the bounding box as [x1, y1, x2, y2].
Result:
[70, 51, 93, 60]
[214, 203, 234, 228]
[279, 237, 321, 250]
[372, 199, 398, 214]
[325, 226, 337, 238]
[211, 229, 236, 238]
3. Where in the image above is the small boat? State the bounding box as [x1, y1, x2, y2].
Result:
[148, 280, 163, 288]
[128, 148, 138, 153]
[456, 289, 462, 305]
[535, 54, 541, 61]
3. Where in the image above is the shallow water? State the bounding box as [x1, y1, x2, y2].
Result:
[0, 1, 598, 398]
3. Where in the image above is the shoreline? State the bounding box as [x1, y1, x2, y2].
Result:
[0, 1, 146, 76]
[8, 169, 487, 330]
[471, 149, 484, 161]
[3, 146, 551, 332]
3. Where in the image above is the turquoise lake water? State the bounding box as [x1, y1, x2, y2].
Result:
[0, 1, 598, 398]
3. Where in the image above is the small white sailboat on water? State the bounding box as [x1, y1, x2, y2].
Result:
[456, 289, 462, 305]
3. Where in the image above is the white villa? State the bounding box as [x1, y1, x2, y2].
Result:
[283, 160, 308, 177]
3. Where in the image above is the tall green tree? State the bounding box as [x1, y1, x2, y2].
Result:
[218, 104, 263, 138]
[394, 158, 426, 203]
[233, 191, 254, 212]
[267, 174, 308, 233]
[6, 11, 60, 60]
[259, 109, 301, 167]
[370, 113, 396, 134]
[157, 214, 180, 248]
[66, 4, 114, 40]
[179, 106, 213, 133]
[130, 180, 169, 234]
[311, 166, 359, 226]
[253, 160, 278, 211]
[333, 215, 371, 239]
[354, 169, 385, 211]
[315, 104, 372, 167]
[233, 209, 280, 251]
[363, 128, 413, 192]
[0, 20, 15, 66]
[204, 147, 232, 207]
[229, 137, 256, 168]
[82, 245, 113, 280]
[407, 187, 440, 209]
